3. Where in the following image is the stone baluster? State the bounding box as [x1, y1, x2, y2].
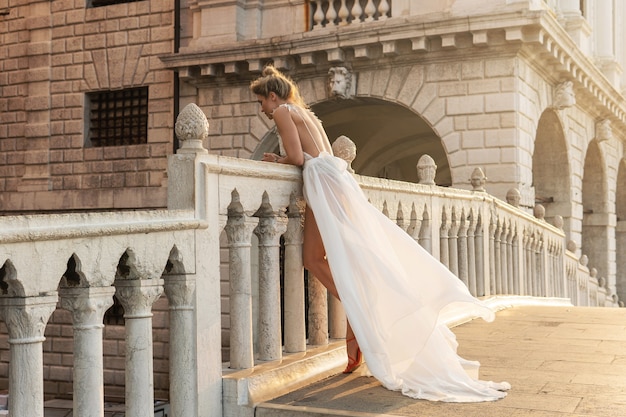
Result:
[501, 221, 511, 294]
[59, 287, 115, 417]
[448, 206, 459, 277]
[224, 189, 256, 369]
[312, 0, 325, 29]
[364, 0, 376, 22]
[511, 226, 520, 295]
[351, 0, 363, 23]
[419, 205, 432, 254]
[440, 207, 450, 269]
[254, 192, 288, 361]
[378, 0, 390, 20]
[466, 209, 477, 295]
[526, 230, 534, 295]
[407, 203, 422, 244]
[115, 279, 164, 417]
[163, 274, 197, 417]
[328, 295, 346, 340]
[505, 222, 514, 294]
[457, 208, 469, 287]
[326, 1, 337, 26]
[2, 294, 57, 417]
[488, 214, 497, 295]
[473, 211, 485, 296]
[493, 218, 503, 294]
[396, 202, 406, 231]
[536, 236, 546, 297]
[283, 194, 306, 353]
[530, 232, 539, 296]
[338, 0, 349, 25]
[308, 274, 329, 345]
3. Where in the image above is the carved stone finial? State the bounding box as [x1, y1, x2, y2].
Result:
[533, 204, 545, 220]
[553, 81, 576, 109]
[580, 254, 588, 267]
[416, 154, 437, 185]
[469, 167, 486, 191]
[596, 119, 612, 142]
[506, 188, 521, 207]
[590, 267, 597, 278]
[332, 135, 356, 173]
[553, 215, 564, 230]
[566, 239, 577, 252]
[328, 67, 354, 99]
[175, 103, 209, 154]
[598, 276, 606, 287]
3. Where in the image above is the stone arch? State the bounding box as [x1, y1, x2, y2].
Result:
[313, 97, 451, 185]
[61, 253, 85, 287]
[532, 109, 572, 236]
[581, 139, 611, 289]
[164, 245, 186, 275]
[615, 159, 626, 302]
[0, 259, 23, 296]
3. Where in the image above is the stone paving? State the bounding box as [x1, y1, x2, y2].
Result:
[257, 306, 626, 417]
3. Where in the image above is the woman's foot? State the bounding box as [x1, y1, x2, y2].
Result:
[343, 337, 363, 374]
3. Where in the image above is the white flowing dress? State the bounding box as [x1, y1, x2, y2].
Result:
[280, 103, 510, 402]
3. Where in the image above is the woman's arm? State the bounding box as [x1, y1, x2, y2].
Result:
[272, 106, 305, 166]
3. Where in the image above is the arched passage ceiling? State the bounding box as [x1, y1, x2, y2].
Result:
[313, 98, 451, 186]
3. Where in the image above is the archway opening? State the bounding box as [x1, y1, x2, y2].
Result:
[532, 109, 572, 237]
[581, 140, 610, 288]
[313, 98, 450, 185]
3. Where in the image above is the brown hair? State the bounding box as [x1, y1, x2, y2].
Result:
[250, 65, 307, 108]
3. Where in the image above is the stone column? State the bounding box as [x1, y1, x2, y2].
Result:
[163, 275, 197, 417]
[594, 0, 620, 86]
[253, 193, 287, 361]
[282, 195, 306, 353]
[224, 189, 256, 369]
[308, 274, 328, 346]
[59, 287, 115, 417]
[115, 279, 164, 417]
[2, 294, 57, 417]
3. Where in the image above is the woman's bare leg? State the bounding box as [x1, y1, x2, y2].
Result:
[303, 206, 359, 363]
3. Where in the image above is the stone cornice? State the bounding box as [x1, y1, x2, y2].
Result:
[160, 9, 626, 135]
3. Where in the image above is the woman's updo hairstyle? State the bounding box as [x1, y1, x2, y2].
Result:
[250, 65, 307, 108]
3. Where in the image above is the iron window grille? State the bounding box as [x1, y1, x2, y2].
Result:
[87, 87, 148, 147]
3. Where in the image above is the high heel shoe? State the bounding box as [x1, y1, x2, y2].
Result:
[343, 337, 363, 374]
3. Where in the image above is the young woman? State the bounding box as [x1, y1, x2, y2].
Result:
[250, 65, 510, 402]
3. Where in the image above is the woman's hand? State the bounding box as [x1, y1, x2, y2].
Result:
[262, 152, 281, 163]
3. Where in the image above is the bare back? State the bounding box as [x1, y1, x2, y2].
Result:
[280, 103, 332, 157]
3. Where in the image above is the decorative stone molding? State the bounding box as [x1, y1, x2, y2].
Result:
[553, 81, 576, 109]
[416, 154, 437, 185]
[175, 103, 209, 154]
[60, 286, 115, 329]
[469, 167, 486, 192]
[3, 294, 57, 343]
[596, 119, 612, 141]
[328, 66, 354, 99]
[332, 135, 356, 173]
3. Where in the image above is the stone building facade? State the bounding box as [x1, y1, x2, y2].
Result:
[2, 0, 626, 403]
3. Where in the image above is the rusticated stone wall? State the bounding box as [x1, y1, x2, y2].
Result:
[0, 0, 174, 213]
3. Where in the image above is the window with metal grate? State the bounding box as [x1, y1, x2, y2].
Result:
[86, 87, 148, 147]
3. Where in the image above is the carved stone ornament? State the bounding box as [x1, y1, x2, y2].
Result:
[175, 103, 209, 154]
[332, 135, 356, 173]
[469, 167, 486, 192]
[506, 188, 521, 207]
[596, 119, 612, 142]
[553, 81, 576, 109]
[416, 154, 437, 185]
[328, 67, 354, 99]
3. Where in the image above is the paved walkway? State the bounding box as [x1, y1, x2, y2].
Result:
[258, 305, 626, 417]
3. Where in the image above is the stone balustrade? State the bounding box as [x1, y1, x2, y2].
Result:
[0, 103, 619, 417]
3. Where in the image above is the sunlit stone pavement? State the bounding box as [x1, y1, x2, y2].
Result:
[258, 306, 626, 417]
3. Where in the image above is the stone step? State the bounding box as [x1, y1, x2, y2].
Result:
[256, 402, 399, 417]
